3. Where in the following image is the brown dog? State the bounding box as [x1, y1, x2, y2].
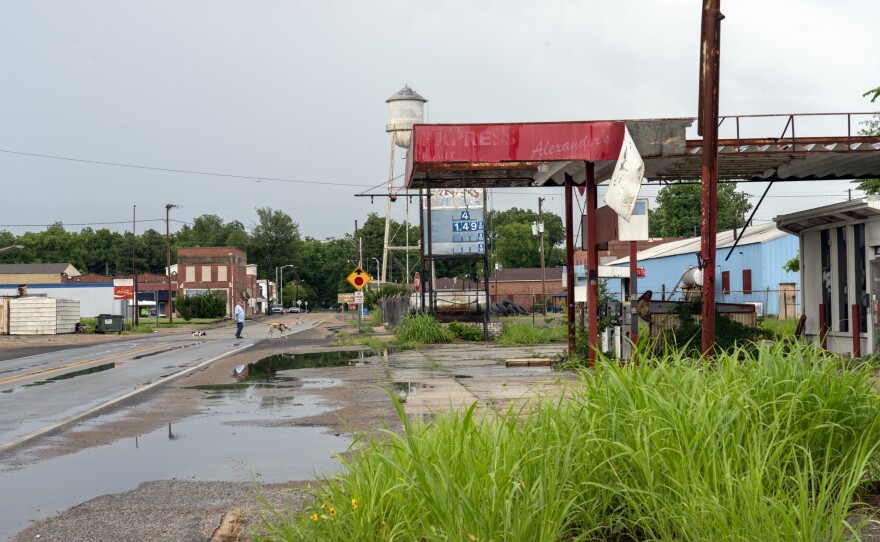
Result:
[267, 322, 291, 338]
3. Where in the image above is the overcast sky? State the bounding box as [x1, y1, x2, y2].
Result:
[1, 0, 878, 243]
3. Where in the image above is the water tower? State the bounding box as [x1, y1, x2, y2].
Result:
[381, 85, 427, 284]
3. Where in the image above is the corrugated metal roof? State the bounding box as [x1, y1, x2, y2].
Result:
[606, 222, 788, 264]
[0, 263, 79, 275]
[774, 196, 880, 235]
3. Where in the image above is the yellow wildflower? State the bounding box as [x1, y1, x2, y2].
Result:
[321, 503, 329, 511]
[351, 498, 359, 510]
[329, 507, 337, 516]
[310, 514, 319, 522]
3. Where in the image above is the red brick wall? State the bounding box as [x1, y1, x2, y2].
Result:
[177, 247, 248, 316]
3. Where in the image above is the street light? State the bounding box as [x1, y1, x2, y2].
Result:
[280, 265, 296, 310]
[165, 204, 179, 324]
[372, 257, 380, 287]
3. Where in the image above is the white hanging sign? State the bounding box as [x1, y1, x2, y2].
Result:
[604, 126, 645, 222]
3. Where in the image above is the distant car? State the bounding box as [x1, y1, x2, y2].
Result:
[270, 305, 283, 314]
[288, 307, 302, 313]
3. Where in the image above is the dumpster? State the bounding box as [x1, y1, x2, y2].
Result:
[95, 314, 124, 334]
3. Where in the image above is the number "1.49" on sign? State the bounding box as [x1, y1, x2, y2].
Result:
[452, 221, 484, 232]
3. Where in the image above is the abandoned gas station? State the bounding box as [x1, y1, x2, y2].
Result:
[405, 114, 880, 361]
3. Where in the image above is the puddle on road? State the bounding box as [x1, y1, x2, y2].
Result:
[3, 363, 119, 393]
[245, 350, 370, 383]
[0, 381, 350, 540]
[392, 381, 433, 401]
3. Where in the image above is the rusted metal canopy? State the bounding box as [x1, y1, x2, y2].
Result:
[405, 115, 880, 188]
[405, 121, 628, 188]
[775, 197, 880, 235]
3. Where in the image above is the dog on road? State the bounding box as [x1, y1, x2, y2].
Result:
[191, 331, 207, 337]
[267, 322, 291, 338]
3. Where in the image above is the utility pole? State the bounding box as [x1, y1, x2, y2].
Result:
[165, 204, 178, 324]
[132, 204, 138, 326]
[698, 0, 723, 356]
[264, 243, 271, 316]
[537, 197, 547, 315]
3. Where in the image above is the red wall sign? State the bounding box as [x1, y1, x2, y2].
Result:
[636, 267, 646, 278]
[113, 286, 134, 300]
[411, 121, 625, 164]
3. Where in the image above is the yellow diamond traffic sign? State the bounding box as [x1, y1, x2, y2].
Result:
[346, 266, 371, 291]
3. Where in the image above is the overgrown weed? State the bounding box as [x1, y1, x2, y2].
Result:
[254, 343, 880, 541]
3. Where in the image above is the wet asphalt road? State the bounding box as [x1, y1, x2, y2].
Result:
[0, 320, 320, 452]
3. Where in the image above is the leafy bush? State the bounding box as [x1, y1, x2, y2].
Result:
[255, 344, 880, 541]
[665, 300, 766, 354]
[174, 290, 227, 320]
[448, 321, 484, 341]
[364, 284, 412, 311]
[760, 316, 799, 342]
[393, 313, 453, 344]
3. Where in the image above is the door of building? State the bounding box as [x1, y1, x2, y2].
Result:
[778, 283, 798, 319]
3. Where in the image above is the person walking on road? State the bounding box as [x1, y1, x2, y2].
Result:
[234, 301, 245, 338]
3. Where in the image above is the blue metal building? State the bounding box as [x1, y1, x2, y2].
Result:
[606, 223, 800, 317]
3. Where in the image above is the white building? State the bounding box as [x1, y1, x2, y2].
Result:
[775, 197, 880, 356]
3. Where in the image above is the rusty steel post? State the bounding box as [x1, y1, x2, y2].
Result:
[699, 0, 723, 356]
[852, 305, 861, 357]
[630, 240, 639, 364]
[565, 174, 576, 354]
[818, 303, 827, 350]
[586, 163, 598, 367]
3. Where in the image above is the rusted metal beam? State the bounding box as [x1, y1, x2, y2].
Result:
[699, 0, 723, 357]
[852, 305, 862, 357]
[586, 163, 598, 367]
[629, 240, 639, 365]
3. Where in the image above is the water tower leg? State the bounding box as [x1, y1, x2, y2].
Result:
[382, 137, 395, 283]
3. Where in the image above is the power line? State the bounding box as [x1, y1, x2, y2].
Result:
[0, 218, 196, 228]
[0, 148, 371, 188]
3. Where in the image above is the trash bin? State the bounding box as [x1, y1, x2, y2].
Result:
[96, 314, 124, 334]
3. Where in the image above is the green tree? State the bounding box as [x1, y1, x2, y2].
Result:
[486, 207, 564, 269]
[649, 183, 752, 238]
[175, 214, 249, 249]
[249, 207, 301, 281]
[76, 228, 125, 275]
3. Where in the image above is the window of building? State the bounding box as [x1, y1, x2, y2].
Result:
[721, 271, 730, 294]
[836, 226, 848, 332]
[820, 229, 832, 331]
[185, 266, 195, 283]
[742, 269, 752, 295]
[855, 223, 867, 333]
[218, 266, 227, 282]
[201, 265, 211, 282]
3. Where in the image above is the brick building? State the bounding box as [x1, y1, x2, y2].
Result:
[434, 267, 564, 311]
[176, 247, 256, 316]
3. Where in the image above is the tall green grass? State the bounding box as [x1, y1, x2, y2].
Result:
[254, 344, 880, 541]
[497, 321, 566, 344]
[393, 313, 454, 344]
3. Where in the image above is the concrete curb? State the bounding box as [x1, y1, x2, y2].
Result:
[0, 343, 253, 454]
